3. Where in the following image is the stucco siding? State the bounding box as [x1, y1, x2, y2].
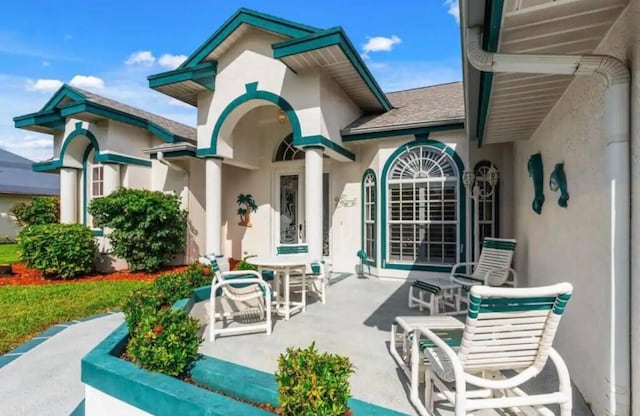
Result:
[319, 72, 363, 143]
[509, 5, 633, 413]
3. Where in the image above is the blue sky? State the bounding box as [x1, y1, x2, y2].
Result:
[0, 0, 461, 161]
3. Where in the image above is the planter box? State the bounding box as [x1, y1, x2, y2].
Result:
[81, 287, 409, 416]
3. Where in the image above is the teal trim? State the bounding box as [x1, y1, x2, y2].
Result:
[41, 84, 87, 112]
[482, 238, 516, 251]
[294, 135, 355, 161]
[149, 150, 197, 159]
[277, 244, 309, 254]
[59, 101, 183, 144]
[32, 159, 62, 172]
[361, 169, 377, 266]
[208, 84, 302, 154]
[60, 123, 100, 166]
[148, 61, 217, 90]
[13, 110, 65, 131]
[96, 153, 152, 167]
[380, 136, 466, 272]
[476, 0, 505, 148]
[273, 27, 391, 111]
[342, 123, 464, 142]
[180, 8, 320, 69]
[528, 153, 544, 215]
[92, 229, 104, 237]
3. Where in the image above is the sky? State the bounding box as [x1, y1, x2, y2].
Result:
[0, 0, 461, 161]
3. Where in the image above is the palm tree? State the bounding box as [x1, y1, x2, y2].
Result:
[237, 194, 258, 227]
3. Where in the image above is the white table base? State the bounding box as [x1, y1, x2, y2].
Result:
[259, 265, 306, 320]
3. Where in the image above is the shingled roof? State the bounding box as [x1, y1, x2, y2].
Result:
[342, 81, 464, 135]
[69, 87, 197, 143]
[0, 149, 59, 196]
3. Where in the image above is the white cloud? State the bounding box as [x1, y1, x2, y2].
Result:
[0, 133, 53, 162]
[25, 78, 63, 93]
[362, 35, 401, 58]
[444, 0, 460, 24]
[69, 75, 105, 90]
[42, 61, 50, 67]
[158, 54, 187, 70]
[125, 51, 155, 66]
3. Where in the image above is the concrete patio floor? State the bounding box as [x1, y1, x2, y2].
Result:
[194, 273, 594, 416]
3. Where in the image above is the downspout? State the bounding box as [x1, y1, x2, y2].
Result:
[466, 26, 631, 415]
[157, 152, 191, 263]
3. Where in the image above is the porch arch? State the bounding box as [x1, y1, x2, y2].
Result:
[209, 83, 302, 155]
[59, 123, 100, 168]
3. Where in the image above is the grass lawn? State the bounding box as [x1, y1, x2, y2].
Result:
[0, 280, 149, 354]
[0, 243, 19, 264]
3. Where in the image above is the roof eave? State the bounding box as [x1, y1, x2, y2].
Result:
[342, 119, 465, 142]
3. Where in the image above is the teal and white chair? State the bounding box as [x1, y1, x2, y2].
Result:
[399, 283, 573, 416]
[408, 238, 517, 315]
[208, 258, 274, 342]
[276, 244, 328, 304]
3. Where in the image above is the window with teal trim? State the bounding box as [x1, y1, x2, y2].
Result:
[387, 145, 459, 265]
[474, 161, 499, 254]
[274, 133, 304, 161]
[363, 171, 376, 262]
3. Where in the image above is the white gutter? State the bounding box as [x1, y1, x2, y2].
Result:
[466, 26, 631, 415]
[157, 151, 191, 263]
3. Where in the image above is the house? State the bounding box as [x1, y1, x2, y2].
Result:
[0, 148, 59, 240]
[12, 3, 640, 414]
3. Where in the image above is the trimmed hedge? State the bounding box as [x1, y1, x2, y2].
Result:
[88, 188, 188, 272]
[18, 224, 96, 279]
[11, 196, 59, 226]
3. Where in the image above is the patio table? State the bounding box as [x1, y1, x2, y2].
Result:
[247, 255, 315, 320]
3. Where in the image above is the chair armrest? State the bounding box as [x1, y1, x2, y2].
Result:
[482, 267, 517, 286]
[414, 328, 467, 398]
[213, 278, 273, 300]
[450, 262, 477, 275]
[221, 270, 262, 279]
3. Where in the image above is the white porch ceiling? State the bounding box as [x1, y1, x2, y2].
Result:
[484, 0, 628, 144]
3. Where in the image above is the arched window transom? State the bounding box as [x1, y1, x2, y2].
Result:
[274, 133, 304, 162]
[387, 145, 459, 265]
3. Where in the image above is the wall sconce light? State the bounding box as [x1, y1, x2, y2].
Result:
[277, 109, 287, 124]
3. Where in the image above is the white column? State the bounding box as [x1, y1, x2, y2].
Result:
[102, 164, 120, 196]
[60, 168, 78, 224]
[304, 147, 323, 259]
[205, 158, 222, 256]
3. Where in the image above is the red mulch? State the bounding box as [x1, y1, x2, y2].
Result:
[0, 263, 188, 286]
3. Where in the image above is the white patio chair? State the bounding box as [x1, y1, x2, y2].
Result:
[208, 258, 274, 342]
[276, 244, 329, 304]
[406, 283, 573, 416]
[408, 238, 517, 315]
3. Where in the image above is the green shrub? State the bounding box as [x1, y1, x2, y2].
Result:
[121, 285, 169, 330]
[88, 188, 188, 272]
[18, 224, 96, 279]
[276, 343, 354, 416]
[126, 308, 201, 376]
[11, 197, 59, 226]
[181, 262, 214, 288]
[235, 255, 258, 271]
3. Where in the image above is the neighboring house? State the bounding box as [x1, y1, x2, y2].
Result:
[13, 5, 640, 413]
[0, 149, 59, 240]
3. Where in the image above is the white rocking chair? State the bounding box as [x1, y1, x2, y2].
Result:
[404, 283, 573, 415]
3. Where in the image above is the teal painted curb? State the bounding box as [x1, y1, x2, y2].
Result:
[81, 285, 409, 416]
[0, 310, 120, 370]
[69, 399, 85, 416]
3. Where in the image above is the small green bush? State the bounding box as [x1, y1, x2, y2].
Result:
[126, 308, 201, 376]
[11, 197, 60, 226]
[88, 188, 188, 272]
[235, 255, 258, 271]
[121, 285, 169, 330]
[18, 224, 96, 279]
[276, 343, 354, 416]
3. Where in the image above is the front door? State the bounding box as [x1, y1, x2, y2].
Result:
[277, 171, 305, 245]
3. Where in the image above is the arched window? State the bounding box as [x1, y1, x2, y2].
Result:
[362, 169, 377, 263]
[473, 161, 499, 257]
[386, 144, 460, 266]
[274, 133, 304, 161]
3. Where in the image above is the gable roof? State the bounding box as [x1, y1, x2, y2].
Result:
[148, 8, 391, 112]
[341, 82, 465, 140]
[0, 149, 59, 196]
[14, 85, 196, 143]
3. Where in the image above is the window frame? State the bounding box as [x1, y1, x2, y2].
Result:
[361, 169, 377, 265]
[381, 139, 466, 272]
[472, 160, 500, 259]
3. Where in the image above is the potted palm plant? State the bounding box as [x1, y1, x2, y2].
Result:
[237, 194, 258, 227]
